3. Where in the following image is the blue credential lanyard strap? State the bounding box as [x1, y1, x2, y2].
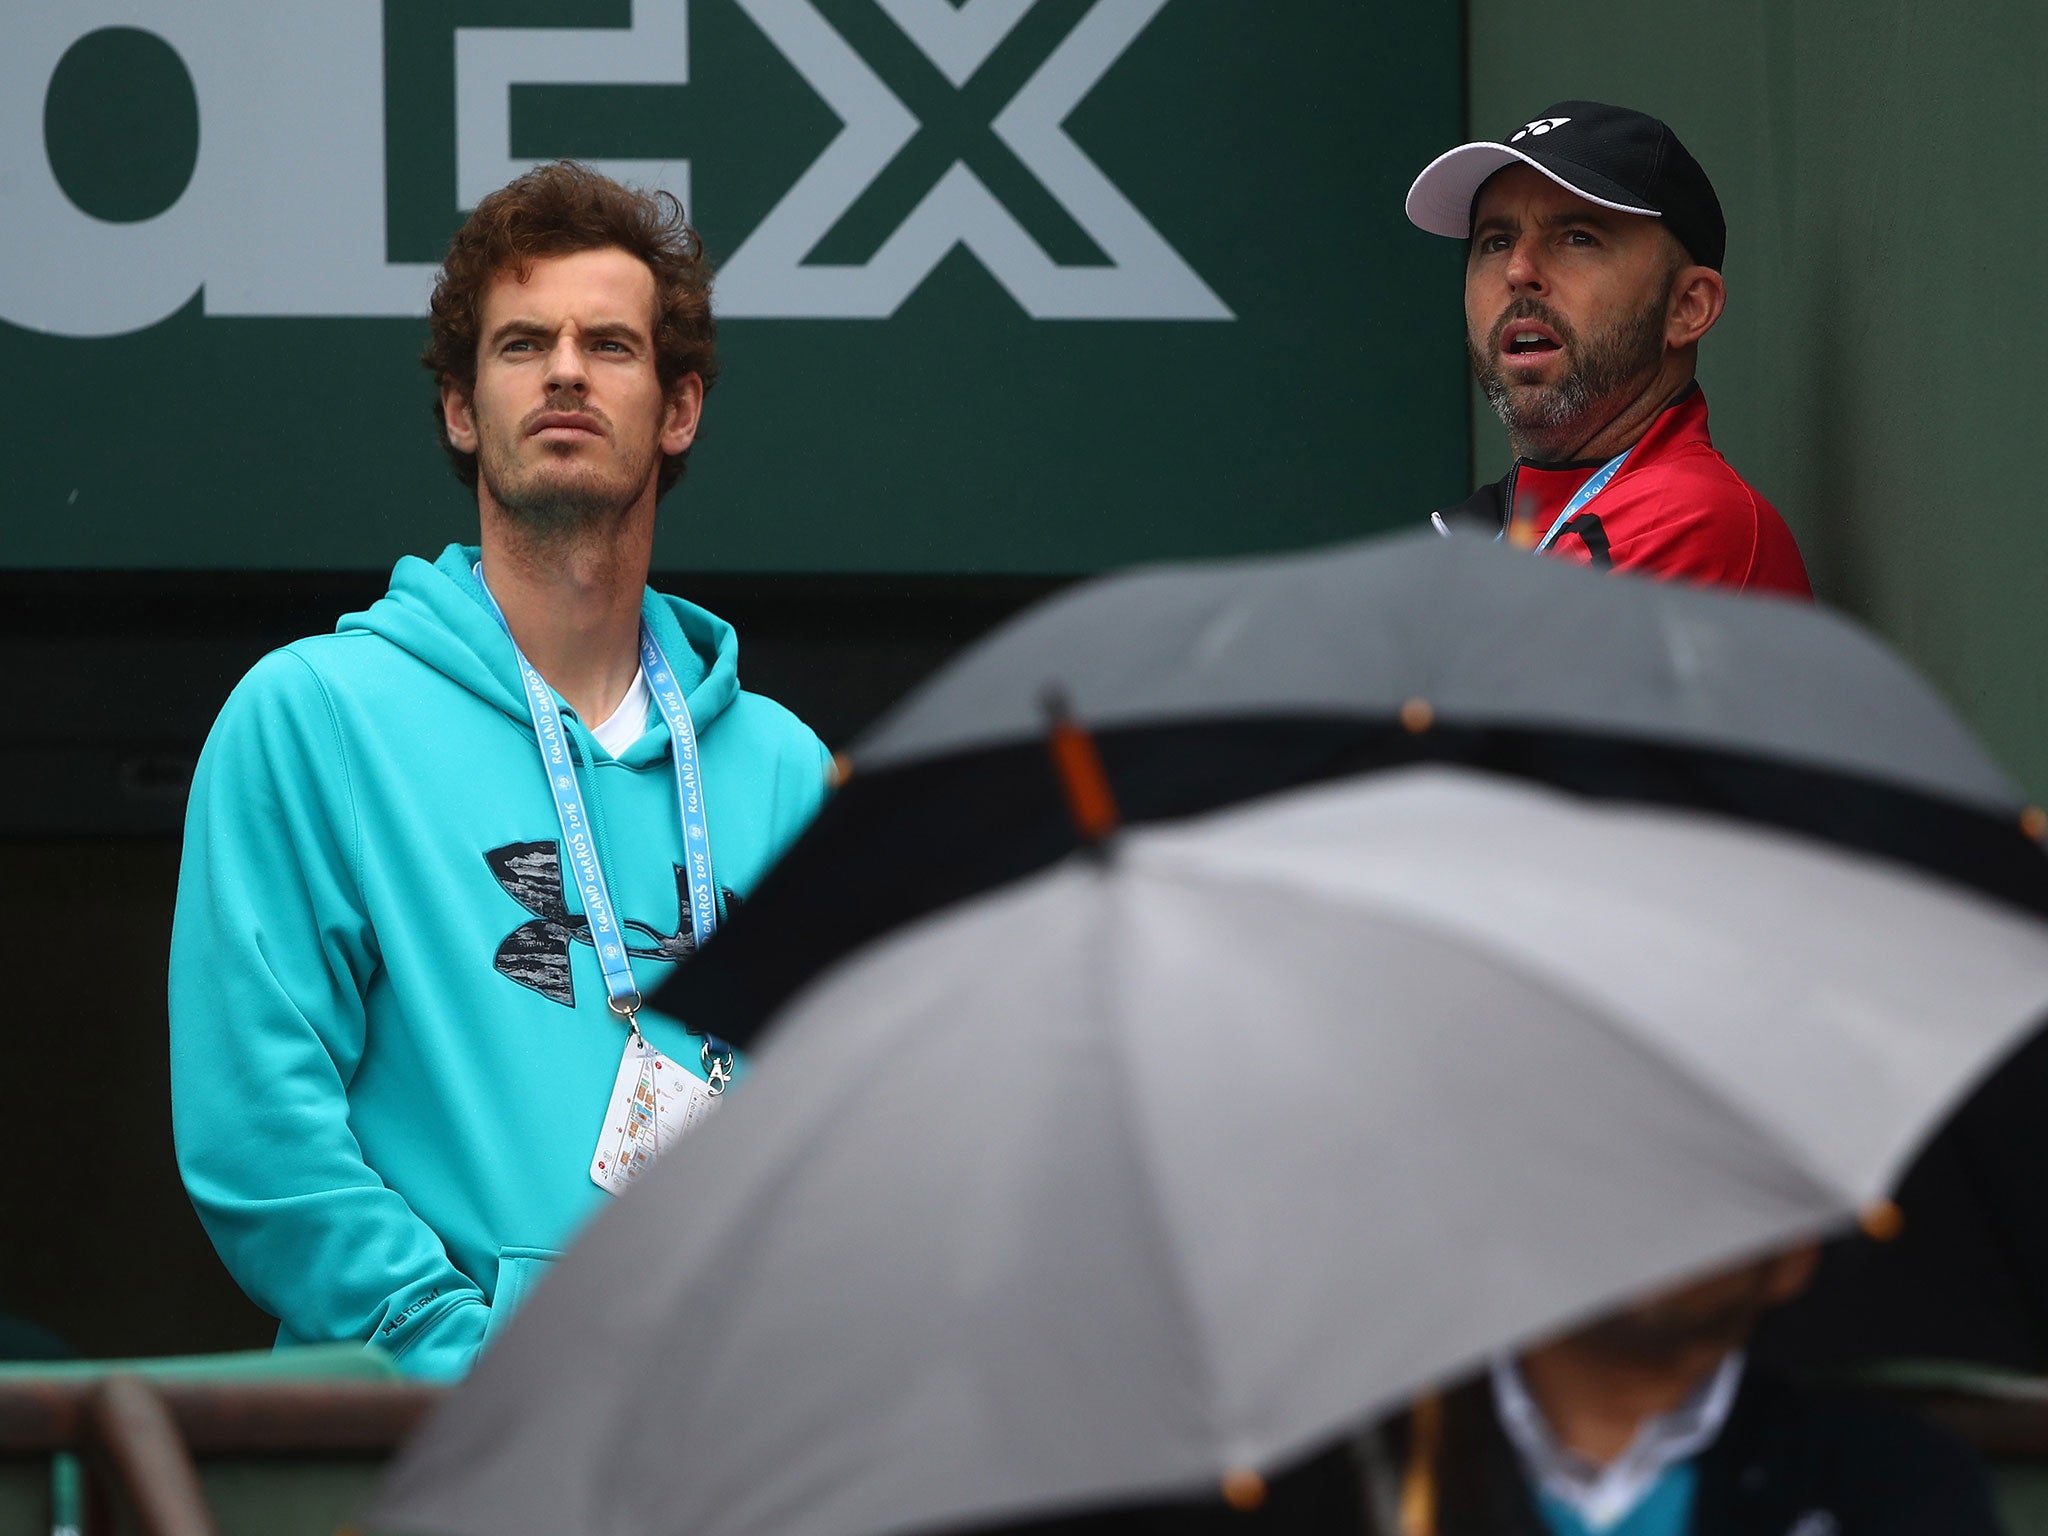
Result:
[1532, 448, 1631, 553]
[475, 566, 734, 1082]
[640, 628, 719, 957]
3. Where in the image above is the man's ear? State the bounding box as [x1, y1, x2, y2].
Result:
[1667, 264, 1727, 350]
[441, 376, 479, 453]
[662, 372, 706, 457]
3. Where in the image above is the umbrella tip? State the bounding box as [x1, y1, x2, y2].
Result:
[1400, 696, 1435, 734]
[1219, 1468, 1266, 1512]
[828, 751, 853, 789]
[1860, 1199, 1905, 1243]
[1042, 688, 1121, 847]
[2022, 805, 2047, 843]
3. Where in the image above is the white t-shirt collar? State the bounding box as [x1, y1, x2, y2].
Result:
[588, 667, 652, 759]
[1489, 1349, 1745, 1532]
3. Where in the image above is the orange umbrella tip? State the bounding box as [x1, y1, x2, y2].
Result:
[1400, 697, 1435, 734]
[829, 752, 853, 789]
[1041, 689, 1121, 845]
[2021, 805, 2047, 842]
[1860, 1199, 1905, 1242]
[1219, 1468, 1267, 1512]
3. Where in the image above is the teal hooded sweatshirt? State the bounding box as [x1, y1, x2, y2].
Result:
[170, 545, 831, 1381]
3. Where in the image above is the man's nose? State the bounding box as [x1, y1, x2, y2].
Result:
[1502, 234, 1546, 293]
[545, 335, 588, 390]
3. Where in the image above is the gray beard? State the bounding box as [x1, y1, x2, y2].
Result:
[1470, 284, 1670, 458]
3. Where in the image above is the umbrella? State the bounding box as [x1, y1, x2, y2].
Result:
[658, 531, 2048, 1048]
[373, 766, 2048, 1536]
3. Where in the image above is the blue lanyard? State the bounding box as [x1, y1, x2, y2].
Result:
[476, 565, 733, 1087]
[1531, 449, 1631, 552]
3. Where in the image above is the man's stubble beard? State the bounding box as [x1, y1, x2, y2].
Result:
[1568, 1262, 1783, 1371]
[1565, 1295, 1768, 1378]
[1469, 275, 1673, 459]
[476, 395, 663, 540]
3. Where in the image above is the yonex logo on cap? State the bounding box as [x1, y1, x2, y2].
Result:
[1407, 102, 1727, 269]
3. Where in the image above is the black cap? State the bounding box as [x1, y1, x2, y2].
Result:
[1405, 101, 1726, 270]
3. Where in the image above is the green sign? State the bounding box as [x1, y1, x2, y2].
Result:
[4, 2, 1466, 572]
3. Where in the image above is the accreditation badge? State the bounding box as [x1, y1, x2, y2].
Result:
[590, 1035, 720, 1197]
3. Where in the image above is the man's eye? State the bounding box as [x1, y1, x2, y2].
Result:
[595, 340, 628, 353]
[503, 339, 535, 353]
[1564, 229, 1599, 246]
[1477, 234, 1512, 255]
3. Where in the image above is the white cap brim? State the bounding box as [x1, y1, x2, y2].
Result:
[1404, 142, 1660, 238]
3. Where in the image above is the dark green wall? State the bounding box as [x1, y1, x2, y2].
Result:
[4, 2, 1466, 574]
[1466, 1, 2048, 799]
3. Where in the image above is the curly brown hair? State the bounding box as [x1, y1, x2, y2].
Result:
[422, 161, 720, 498]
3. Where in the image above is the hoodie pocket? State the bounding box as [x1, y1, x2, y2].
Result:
[482, 1245, 564, 1351]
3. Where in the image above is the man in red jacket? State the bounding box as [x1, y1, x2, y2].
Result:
[1408, 101, 1811, 597]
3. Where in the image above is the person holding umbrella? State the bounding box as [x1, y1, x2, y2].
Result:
[1359, 1243, 2003, 1535]
[1408, 102, 1810, 596]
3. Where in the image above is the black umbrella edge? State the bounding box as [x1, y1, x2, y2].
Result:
[652, 715, 2048, 1049]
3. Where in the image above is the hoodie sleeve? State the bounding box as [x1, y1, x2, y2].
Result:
[728, 694, 837, 880]
[170, 649, 489, 1381]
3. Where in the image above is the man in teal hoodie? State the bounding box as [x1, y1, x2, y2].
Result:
[170, 162, 833, 1381]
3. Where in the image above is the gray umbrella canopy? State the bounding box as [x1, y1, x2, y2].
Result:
[653, 530, 2048, 1049]
[859, 531, 2012, 809]
[375, 767, 2048, 1536]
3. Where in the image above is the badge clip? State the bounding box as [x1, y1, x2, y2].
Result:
[609, 991, 646, 1045]
[701, 1040, 734, 1097]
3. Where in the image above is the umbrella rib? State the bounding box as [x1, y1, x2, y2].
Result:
[1081, 866, 1239, 1464]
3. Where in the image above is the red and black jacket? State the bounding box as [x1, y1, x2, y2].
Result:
[1434, 384, 1812, 599]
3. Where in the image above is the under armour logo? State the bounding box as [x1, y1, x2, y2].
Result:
[1510, 116, 1572, 141]
[485, 840, 740, 1007]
